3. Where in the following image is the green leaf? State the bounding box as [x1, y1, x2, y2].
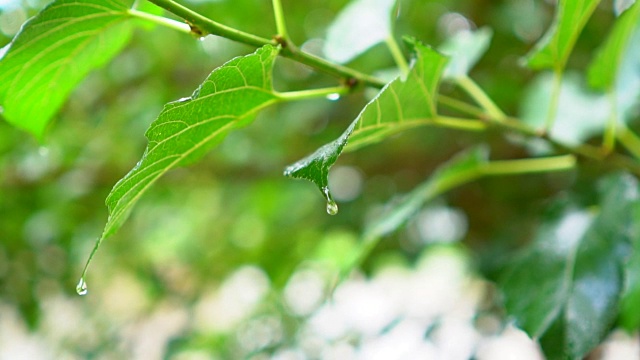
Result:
[588, 0, 640, 90]
[520, 72, 608, 146]
[323, 0, 397, 64]
[439, 27, 492, 80]
[501, 173, 638, 359]
[102, 45, 279, 240]
[526, 0, 601, 70]
[0, 0, 135, 139]
[284, 42, 448, 199]
[619, 194, 640, 331]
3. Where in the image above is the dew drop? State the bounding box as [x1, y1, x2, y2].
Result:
[326, 200, 339, 215]
[326, 93, 340, 101]
[321, 186, 339, 215]
[76, 277, 88, 296]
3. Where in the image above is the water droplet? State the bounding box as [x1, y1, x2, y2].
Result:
[76, 277, 88, 296]
[321, 186, 339, 215]
[326, 200, 338, 215]
[326, 93, 340, 101]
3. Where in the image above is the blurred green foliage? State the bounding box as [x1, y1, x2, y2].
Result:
[1, 0, 640, 358]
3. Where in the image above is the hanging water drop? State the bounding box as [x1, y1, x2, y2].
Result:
[76, 277, 88, 296]
[326, 93, 340, 101]
[326, 200, 338, 215]
[321, 186, 339, 215]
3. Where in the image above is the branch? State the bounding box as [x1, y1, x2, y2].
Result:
[145, 0, 387, 88]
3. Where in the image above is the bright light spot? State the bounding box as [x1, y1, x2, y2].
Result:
[431, 317, 480, 359]
[599, 330, 640, 360]
[615, 0, 636, 16]
[554, 210, 592, 253]
[284, 268, 325, 316]
[328, 166, 364, 202]
[237, 315, 283, 352]
[415, 206, 468, 243]
[0, 0, 20, 10]
[271, 348, 306, 360]
[475, 325, 544, 360]
[194, 266, 270, 333]
[326, 93, 340, 101]
[438, 12, 472, 37]
[332, 278, 398, 336]
[0, 6, 26, 36]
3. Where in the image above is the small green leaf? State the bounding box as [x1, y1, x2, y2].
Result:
[323, 0, 397, 64]
[520, 72, 609, 146]
[501, 173, 638, 359]
[77, 46, 280, 279]
[0, 0, 135, 138]
[284, 42, 448, 198]
[588, 0, 640, 90]
[526, 0, 601, 70]
[439, 27, 492, 80]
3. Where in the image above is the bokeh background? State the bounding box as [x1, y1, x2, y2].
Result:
[1, 0, 639, 358]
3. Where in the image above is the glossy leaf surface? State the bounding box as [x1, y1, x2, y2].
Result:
[285, 42, 447, 196]
[526, 0, 601, 70]
[588, 0, 640, 89]
[501, 173, 639, 359]
[102, 45, 279, 240]
[0, 0, 134, 138]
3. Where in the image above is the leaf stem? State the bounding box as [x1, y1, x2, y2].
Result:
[128, 9, 191, 34]
[146, 0, 273, 47]
[280, 44, 387, 88]
[433, 116, 487, 131]
[385, 36, 409, 77]
[276, 86, 350, 101]
[481, 155, 576, 176]
[617, 125, 640, 159]
[437, 94, 487, 118]
[603, 90, 617, 153]
[456, 75, 506, 121]
[272, 0, 289, 39]
[145, 0, 388, 89]
[544, 69, 562, 133]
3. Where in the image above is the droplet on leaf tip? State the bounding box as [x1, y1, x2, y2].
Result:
[76, 277, 88, 296]
[326, 200, 339, 215]
[321, 186, 339, 215]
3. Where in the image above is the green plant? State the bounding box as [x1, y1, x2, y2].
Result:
[2, 0, 640, 358]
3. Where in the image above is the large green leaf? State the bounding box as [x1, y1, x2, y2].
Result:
[588, 0, 640, 90]
[526, 0, 601, 70]
[501, 173, 638, 359]
[102, 45, 279, 240]
[285, 42, 448, 201]
[77, 45, 281, 289]
[0, 0, 135, 138]
[323, 0, 397, 64]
